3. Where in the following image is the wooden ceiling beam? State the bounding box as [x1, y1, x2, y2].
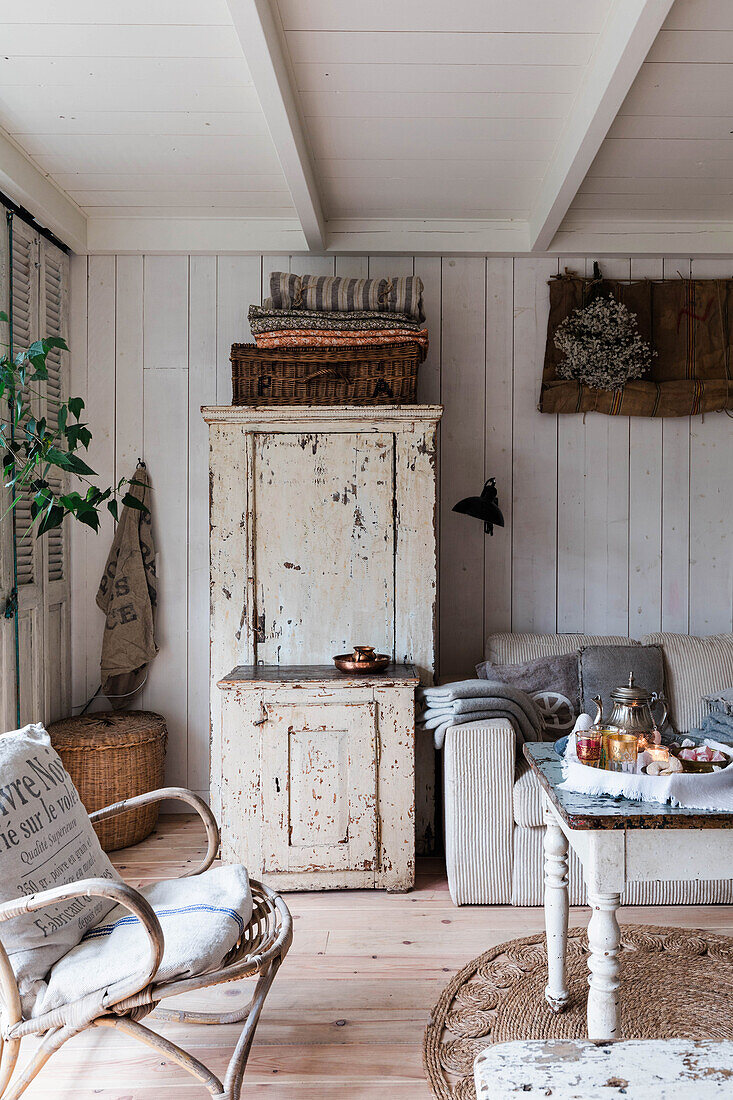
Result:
[0, 128, 87, 253]
[225, 0, 326, 252]
[528, 0, 675, 252]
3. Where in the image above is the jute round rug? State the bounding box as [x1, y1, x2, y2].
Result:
[424, 924, 733, 1100]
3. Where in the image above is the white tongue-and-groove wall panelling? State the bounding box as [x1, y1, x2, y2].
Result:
[69, 254, 733, 805]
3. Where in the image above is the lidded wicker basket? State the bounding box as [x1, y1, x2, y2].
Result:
[47, 711, 167, 852]
[231, 342, 421, 405]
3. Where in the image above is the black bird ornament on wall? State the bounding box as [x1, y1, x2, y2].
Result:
[452, 478, 505, 536]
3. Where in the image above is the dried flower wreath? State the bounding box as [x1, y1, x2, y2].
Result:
[554, 294, 655, 390]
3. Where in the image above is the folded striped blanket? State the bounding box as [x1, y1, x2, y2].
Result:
[249, 304, 423, 334]
[269, 272, 425, 323]
[254, 330, 428, 358]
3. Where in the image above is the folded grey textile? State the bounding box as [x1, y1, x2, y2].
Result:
[421, 697, 508, 720]
[422, 697, 535, 723]
[423, 705, 541, 751]
[269, 271, 425, 323]
[421, 702, 526, 731]
[705, 688, 733, 717]
[249, 304, 422, 334]
[689, 710, 733, 742]
[421, 709, 499, 729]
[418, 680, 544, 751]
[421, 679, 537, 703]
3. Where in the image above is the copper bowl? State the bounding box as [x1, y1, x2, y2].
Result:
[333, 647, 391, 674]
[677, 749, 733, 774]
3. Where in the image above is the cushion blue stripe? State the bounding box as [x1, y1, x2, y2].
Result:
[82, 903, 245, 940]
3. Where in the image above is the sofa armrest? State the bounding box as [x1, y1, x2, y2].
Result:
[443, 720, 516, 905]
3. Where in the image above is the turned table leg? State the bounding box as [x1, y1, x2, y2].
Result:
[543, 798, 569, 1013]
[586, 889, 621, 1040]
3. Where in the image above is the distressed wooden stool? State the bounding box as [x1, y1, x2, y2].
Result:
[474, 1039, 733, 1099]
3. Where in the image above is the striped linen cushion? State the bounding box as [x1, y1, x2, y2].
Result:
[485, 633, 638, 666]
[268, 271, 425, 323]
[643, 633, 733, 733]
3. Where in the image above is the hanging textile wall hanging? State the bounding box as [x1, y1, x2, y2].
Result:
[539, 272, 733, 417]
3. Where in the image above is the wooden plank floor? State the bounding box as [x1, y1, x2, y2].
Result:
[19, 815, 733, 1099]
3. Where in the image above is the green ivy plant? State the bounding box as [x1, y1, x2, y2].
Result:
[1, 311, 147, 537]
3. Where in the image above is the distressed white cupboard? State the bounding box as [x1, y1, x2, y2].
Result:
[204, 404, 442, 859]
[218, 665, 419, 890]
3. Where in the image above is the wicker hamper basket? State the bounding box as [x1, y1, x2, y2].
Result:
[231, 342, 420, 406]
[47, 711, 167, 852]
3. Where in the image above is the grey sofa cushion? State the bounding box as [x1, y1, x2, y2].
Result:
[579, 644, 667, 729]
[477, 651, 580, 739]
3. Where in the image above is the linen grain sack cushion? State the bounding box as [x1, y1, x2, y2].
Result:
[39, 864, 253, 1015]
[0, 724, 120, 1017]
[476, 651, 581, 739]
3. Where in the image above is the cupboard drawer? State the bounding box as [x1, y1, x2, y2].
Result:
[260, 703, 378, 873]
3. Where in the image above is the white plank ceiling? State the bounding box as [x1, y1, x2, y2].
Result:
[276, 0, 608, 222]
[566, 0, 733, 228]
[0, 0, 731, 252]
[0, 0, 297, 222]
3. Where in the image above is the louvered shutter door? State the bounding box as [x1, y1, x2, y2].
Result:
[10, 222, 39, 582]
[42, 245, 66, 581]
[0, 215, 73, 727]
[40, 239, 71, 722]
[9, 219, 44, 725]
[0, 223, 11, 729]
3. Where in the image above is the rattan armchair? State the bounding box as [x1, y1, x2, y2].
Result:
[0, 788, 292, 1100]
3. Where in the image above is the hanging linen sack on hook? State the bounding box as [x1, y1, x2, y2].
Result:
[96, 464, 158, 707]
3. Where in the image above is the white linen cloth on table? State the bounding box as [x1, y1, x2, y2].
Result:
[559, 738, 733, 811]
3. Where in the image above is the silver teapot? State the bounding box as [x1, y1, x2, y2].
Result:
[593, 672, 668, 737]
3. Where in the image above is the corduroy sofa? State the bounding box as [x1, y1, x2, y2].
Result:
[442, 631, 733, 906]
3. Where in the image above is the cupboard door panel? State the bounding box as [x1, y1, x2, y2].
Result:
[261, 702, 378, 874]
[253, 432, 395, 664]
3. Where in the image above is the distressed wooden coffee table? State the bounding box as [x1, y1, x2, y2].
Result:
[524, 742, 733, 1041]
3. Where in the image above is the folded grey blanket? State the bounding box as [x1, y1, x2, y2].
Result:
[705, 688, 733, 718]
[690, 709, 733, 743]
[421, 680, 526, 702]
[422, 695, 530, 717]
[418, 680, 543, 751]
[422, 698, 514, 722]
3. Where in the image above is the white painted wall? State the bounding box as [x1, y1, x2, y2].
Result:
[69, 253, 733, 799]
